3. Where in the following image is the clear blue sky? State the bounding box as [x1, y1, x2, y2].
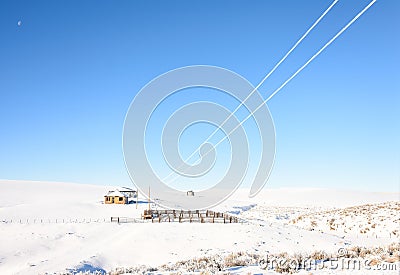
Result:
[0, 0, 399, 192]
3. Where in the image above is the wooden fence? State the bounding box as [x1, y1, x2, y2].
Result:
[139, 209, 240, 223]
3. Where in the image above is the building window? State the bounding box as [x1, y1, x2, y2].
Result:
[119, 197, 123, 201]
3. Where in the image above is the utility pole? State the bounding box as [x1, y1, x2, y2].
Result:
[148, 186, 151, 211]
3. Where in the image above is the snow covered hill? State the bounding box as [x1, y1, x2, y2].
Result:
[0, 180, 398, 274]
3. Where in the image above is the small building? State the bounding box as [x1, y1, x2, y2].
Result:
[104, 190, 128, 204]
[187, 190, 195, 196]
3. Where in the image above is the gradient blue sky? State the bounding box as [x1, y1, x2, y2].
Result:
[0, 0, 399, 192]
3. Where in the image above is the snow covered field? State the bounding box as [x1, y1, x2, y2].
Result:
[0, 180, 398, 274]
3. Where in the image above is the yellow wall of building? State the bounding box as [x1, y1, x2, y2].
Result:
[104, 196, 127, 204]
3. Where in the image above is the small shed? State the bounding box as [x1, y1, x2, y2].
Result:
[187, 190, 195, 196]
[104, 190, 128, 204]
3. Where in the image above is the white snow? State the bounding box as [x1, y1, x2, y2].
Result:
[105, 190, 128, 198]
[0, 179, 398, 274]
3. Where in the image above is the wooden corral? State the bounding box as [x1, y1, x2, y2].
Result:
[141, 209, 239, 223]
